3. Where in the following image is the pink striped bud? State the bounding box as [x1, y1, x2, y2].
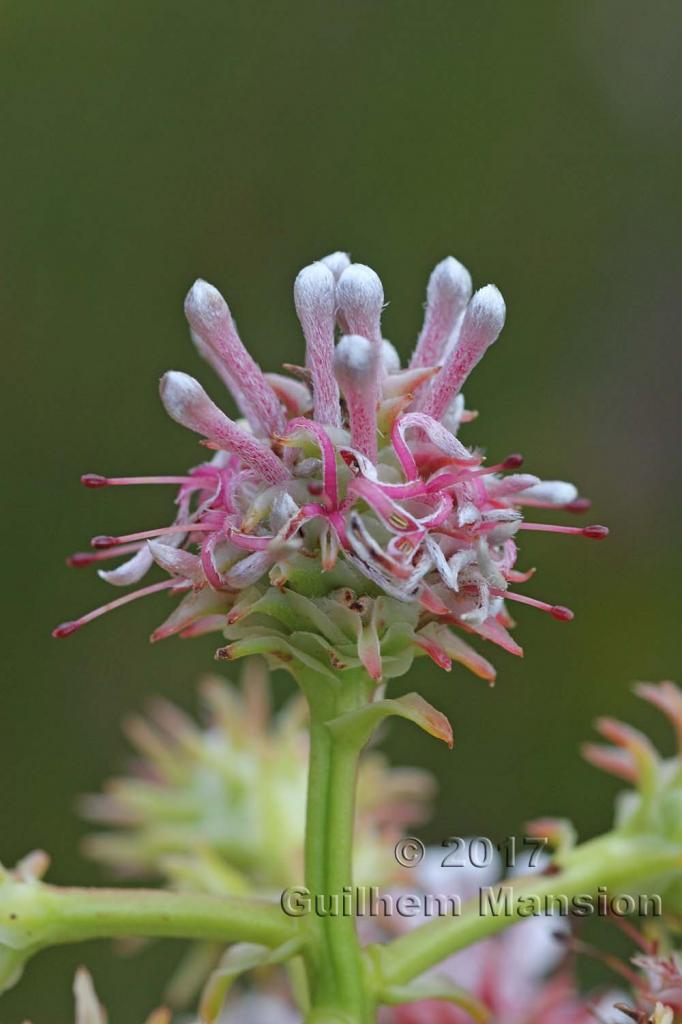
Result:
[336, 264, 384, 343]
[294, 262, 341, 427]
[334, 335, 379, 462]
[184, 279, 285, 436]
[410, 257, 472, 370]
[189, 326, 248, 418]
[159, 372, 288, 485]
[421, 285, 506, 421]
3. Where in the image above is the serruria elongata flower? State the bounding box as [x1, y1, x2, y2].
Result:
[54, 253, 607, 684]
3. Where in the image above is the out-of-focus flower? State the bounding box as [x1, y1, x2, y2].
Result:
[378, 843, 627, 1024]
[619, 952, 682, 1021]
[215, 990, 301, 1024]
[57, 968, 299, 1024]
[582, 681, 682, 914]
[68, 968, 169, 1024]
[81, 659, 433, 1014]
[82, 660, 434, 892]
[25, 968, 300, 1024]
[68, 969, 300, 1024]
[55, 253, 606, 683]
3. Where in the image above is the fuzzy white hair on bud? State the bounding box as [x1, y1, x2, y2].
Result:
[294, 262, 341, 426]
[420, 284, 506, 420]
[184, 279, 285, 437]
[159, 370, 213, 432]
[159, 371, 288, 484]
[184, 278, 226, 328]
[410, 256, 473, 370]
[188, 326, 247, 413]
[320, 251, 351, 280]
[335, 334, 375, 383]
[336, 264, 384, 343]
[381, 339, 401, 375]
[295, 262, 335, 312]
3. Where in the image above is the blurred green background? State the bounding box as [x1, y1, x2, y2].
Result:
[2, 0, 680, 1018]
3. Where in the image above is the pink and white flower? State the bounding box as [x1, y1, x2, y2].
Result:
[54, 254, 607, 682]
[381, 843, 627, 1024]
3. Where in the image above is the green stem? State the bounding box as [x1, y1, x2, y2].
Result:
[44, 886, 296, 947]
[371, 832, 682, 989]
[297, 669, 374, 1023]
[0, 882, 299, 990]
[325, 730, 370, 1019]
[304, 711, 334, 909]
[297, 675, 336, 1007]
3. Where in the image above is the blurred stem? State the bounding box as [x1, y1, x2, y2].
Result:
[0, 883, 297, 992]
[297, 668, 375, 1024]
[371, 832, 682, 988]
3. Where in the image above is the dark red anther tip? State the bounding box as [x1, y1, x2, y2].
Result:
[214, 646, 232, 660]
[52, 620, 80, 638]
[66, 552, 95, 568]
[81, 473, 108, 488]
[503, 453, 524, 469]
[566, 497, 591, 514]
[582, 525, 609, 539]
[91, 535, 118, 549]
[550, 605, 574, 622]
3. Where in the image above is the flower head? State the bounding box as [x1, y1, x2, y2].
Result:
[55, 254, 607, 683]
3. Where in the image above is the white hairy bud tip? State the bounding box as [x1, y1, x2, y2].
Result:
[320, 251, 351, 280]
[336, 264, 384, 343]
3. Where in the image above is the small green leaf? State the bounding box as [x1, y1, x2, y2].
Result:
[328, 692, 453, 750]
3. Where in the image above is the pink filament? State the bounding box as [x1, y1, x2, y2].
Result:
[67, 542, 143, 567]
[92, 523, 214, 547]
[82, 473, 212, 488]
[519, 523, 609, 539]
[498, 589, 574, 621]
[285, 418, 339, 508]
[53, 578, 190, 637]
